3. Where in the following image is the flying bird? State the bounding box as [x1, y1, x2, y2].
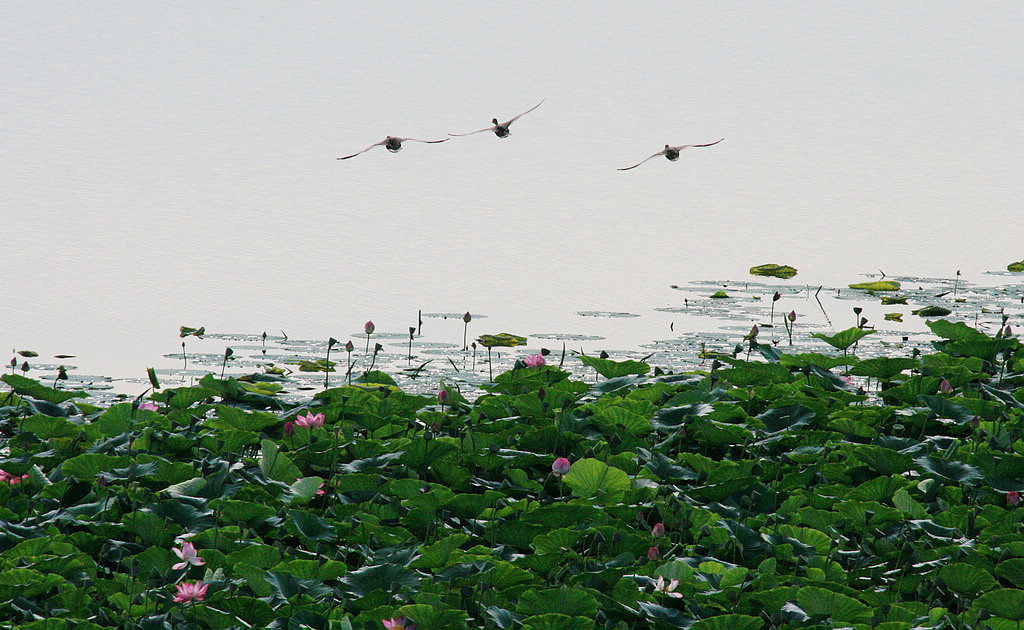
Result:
[449, 100, 545, 138]
[618, 138, 724, 170]
[337, 136, 448, 160]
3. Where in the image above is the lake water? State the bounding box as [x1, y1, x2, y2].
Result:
[3, 4, 1023, 392]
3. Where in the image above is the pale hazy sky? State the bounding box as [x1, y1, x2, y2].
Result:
[3, 3, 1023, 377]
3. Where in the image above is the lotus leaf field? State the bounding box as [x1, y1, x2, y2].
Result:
[2, 317, 1024, 630]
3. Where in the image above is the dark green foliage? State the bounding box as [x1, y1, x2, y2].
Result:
[1, 319, 1024, 628]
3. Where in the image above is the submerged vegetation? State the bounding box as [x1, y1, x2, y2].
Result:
[2, 311, 1024, 629]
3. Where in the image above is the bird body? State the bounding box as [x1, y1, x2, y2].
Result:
[337, 136, 447, 160]
[450, 100, 544, 138]
[618, 138, 723, 170]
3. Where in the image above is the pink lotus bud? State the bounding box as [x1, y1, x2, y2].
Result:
[524, 354, 545, 368]
[939, 379, 952, 394]
[364, 321, 375, 335]
[283, 421, 295, 436]
[345, 340, 354, 353]
[552, 457, 571, 476]
[437, 390, 450, 405]
[788, 310, 797, 322]
[648, 546, 660, 561]
[651, 522, 666, 538]
[1009, 490, 1021, 507]
[537, 387, 546, 401]
[463, 311, 472, 323]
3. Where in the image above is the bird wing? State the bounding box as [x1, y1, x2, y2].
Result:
[504, 99, 545, 126]
[399, 137, 449, 144]
[336, 140, 386, 160]
[678, 138, 724, 150]
[448, 126, 497, 137]
[618, 149, 667, 171]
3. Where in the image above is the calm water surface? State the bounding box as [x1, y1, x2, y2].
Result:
[3, 4, 1023, 385]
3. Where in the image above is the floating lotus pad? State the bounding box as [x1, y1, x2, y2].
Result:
[1009, 260, 1024, 272]
[475, 333, 528, 348]
[849, 280, 901, 291]
[749, 263, 798, 279]
[575, 311, 641, 318]
[913, 305, 953, 317]
[710, 291, 730, 299]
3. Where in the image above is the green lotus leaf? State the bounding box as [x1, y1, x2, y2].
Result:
[849, 357, 920, 380]
[796, 585, 872, 623]
[520, 614, 593, 630]
[977, 588, 1024, 621]
[848, 280, 901, 291]
[691, 615, 763, 630]
[227, 544, 282, 569]
[749, 264, 797, 279]
[914, 455, 983, 485]
[710, 290, 730, 298]
[1008, 260, 1024, 272]
[995, 559, 1024, 589]
[395, 604, 471, 630]
[517, 586, 600, 618]
[287, 510, 337, 542]
[850, 445, 913, 476]
[61, 453, 130, 481]
[578, 354, 650, 378]
[881, 295, 908, 304]
[811, 327, 875, 351]
[912, 305, 952, 317]
[260, 439, 301, 482]
[562, 458, 631, 502]
[476, 333, 528, 348]
[757, 404, 816, 434]
[0, 374, 84, 404]
[939, 562, 997, 598]
[287, 476, 325, 504]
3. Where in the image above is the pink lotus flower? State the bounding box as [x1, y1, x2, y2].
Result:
[138, 401, 159, 412]
[552, 457, 571, 476]
[173, 580, 208, 604]
[654, 576, 683, 598]
[0, 469, 28, 485]
[524, 354, 545, 368]
[1008, 490, 1021, 507]
[651, 522, 666, 538]
[382, 617, 416, 630]
[294, 411, 325, 429]
[647, 546, 660, 561]
[172, 542, 205, 570]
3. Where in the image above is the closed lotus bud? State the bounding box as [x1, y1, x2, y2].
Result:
[551, 457, 571, 476]
[788, 310, 797, 322]
[1008, 490, 1021, 507]
[648, 546, 660, 561]
[939, 379, 952, 394]
[364, 321, 375, 335]
[773, 291, 781, 302]
[537, 387, 546, 400]
[651, 522, 666, 538]
[437, 390, 450, 405]
[283, 421, 295, 436]
[463, 311, 472, 323]
[345, 340, 354, 353]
